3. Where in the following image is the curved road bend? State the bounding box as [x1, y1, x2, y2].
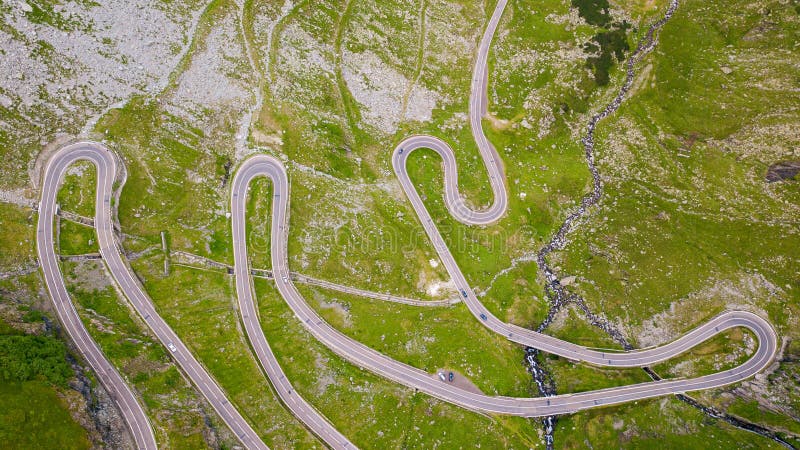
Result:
[37, 0, 780, 448]
[231, 156, 355, 450]
[231, 0, 778, 441]
[233, 155, 778, 421]
[408, 0, 509, 226]
[392, 141, 778, 368]
[391, 0, 779, 368]
[37, 143, 157, 450]
[39, 142, 267, 450]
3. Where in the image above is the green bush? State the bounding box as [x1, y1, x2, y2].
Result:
[585, 25, 630, 85]
[571, 0, 611, 27]
[21, 310, 44, 323]
[0, 335, 73, 386]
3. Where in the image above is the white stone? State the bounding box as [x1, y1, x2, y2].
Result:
[560, 275, 577, 286]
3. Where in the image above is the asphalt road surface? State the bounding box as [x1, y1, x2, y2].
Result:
[36, 0, 778, 448]
[40, 143, 778, 450]
[38, 142, 267, 450]
[233, 156, 778, 422]
[391, 138, 779, 367]
[37, 144, 157, 450]
[388, 0, 777, 369]
[384, 0, 778, 414]
[232, 156, 355, 450]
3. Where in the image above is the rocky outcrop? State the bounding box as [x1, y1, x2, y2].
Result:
[766, 160, 800, 182]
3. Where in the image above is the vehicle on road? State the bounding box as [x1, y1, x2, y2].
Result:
[479, 313, 487, 321]
[168, 342, 177, 352]
[282, 276, 289, 283]
[399, 147, 404, 154]
[437, 372, 446, 382]
[448, 372, 454, 382]
[461, 289, 468, 298]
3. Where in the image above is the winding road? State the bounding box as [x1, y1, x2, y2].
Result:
[234, 157, 778, 420]
[232, 0, 777, 443]
[37, 145, 158, 450]
[35, 0, 779, 449]
[38, 143, 267, 450]
[231, 156, 355, 449]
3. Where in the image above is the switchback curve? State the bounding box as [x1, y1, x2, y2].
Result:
[232, 155, 778, 425]
[39, 142, 268, 450]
